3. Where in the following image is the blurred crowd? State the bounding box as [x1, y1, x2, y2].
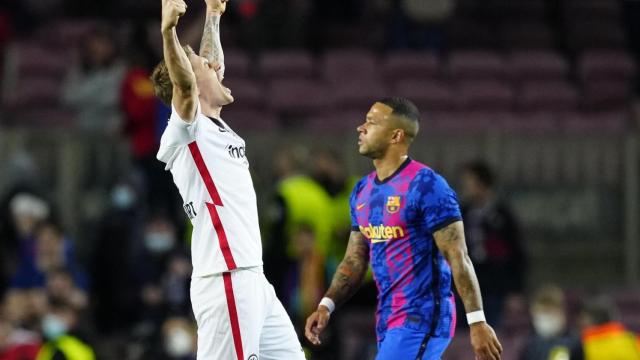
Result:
[0, 0, 639, 359]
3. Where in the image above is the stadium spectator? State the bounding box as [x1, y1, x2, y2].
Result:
[36, 298, 95, 360]
[120, 23, 179, 219]
[61, 25, 126, 134]
[579, 296, 640, 359]
[0, 294, 41, 360]
[45, 268, 88, 312]
[132, 215, 189, 328]
[142, 316, 197, 360]
[265, 146, 332, 310]
[11, 222, 88, 292]
[312, 148, 358, 269]
[2, 288, 48, 334]
[90, 180, 142, 334]
[459, 160, 526, 328]
[0, 193, 49, 295]
[520, 284, 582, 360]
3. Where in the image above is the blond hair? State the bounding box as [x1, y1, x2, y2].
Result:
[150, 45, 194, 106]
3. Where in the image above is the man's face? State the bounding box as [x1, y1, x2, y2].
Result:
[187, 51, 234, 107]
[357, 103, 395, 159]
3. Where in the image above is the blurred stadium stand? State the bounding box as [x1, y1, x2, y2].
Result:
[1, 0, 640, 358]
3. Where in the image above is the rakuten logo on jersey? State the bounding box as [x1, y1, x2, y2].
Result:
[359, 223, 405, 243]
[226, 144, 246, 159]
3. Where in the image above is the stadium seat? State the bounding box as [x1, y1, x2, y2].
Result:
[258, 50, 315, 79]
[393, 80, 456, 111]
[330, 79, 388, 111]
[578, 50, 637, 82]
[322, 49, 379, 83]
[560, 111, 627, 134]
[306, 110, 363, 133]
[40, 19, 102, 48]
[222, 78, 266, 110]
[433, 111, 511, 133]
[502, 112, 558, 134]
[382, 52, 440, 81]
[9, 107, 75, 127]
[8, 42, 69, 79]
[456, 80, 514, 111]
[267, 79, 330, 117]
[447, 51, 507, 81]
[614, 291, 640, 314]
[224, 48, 252, 78]
[221, 108, 279, 133]
[517, 80, 579, 112]
[509, 50, 569, 82]
[4, 76, 62, 108]
[582, 80, 632, 110]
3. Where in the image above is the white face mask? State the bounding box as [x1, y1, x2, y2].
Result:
[165, 328, 193, 357]
[42, 314, 68, 340]
[532, 312, 566, 338]
[144, 231, 175, 254]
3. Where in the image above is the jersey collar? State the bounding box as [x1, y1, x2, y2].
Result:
[374, 157, 412, 185]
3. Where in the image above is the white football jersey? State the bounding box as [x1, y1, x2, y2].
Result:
[157, 102, 263, 276]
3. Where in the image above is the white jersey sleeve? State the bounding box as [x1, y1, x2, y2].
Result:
[157, 103, 202, 169]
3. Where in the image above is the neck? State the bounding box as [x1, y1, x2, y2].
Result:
[201, 101, 222, 119]
[373, 150, 409, 181]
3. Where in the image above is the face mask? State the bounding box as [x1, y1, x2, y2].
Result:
[532, 312, 565, 338]
[111, 185, 135, 209]
[144, 232, 175, 254]
[165, 328, 192, 357]
[42, 314, 68, 340]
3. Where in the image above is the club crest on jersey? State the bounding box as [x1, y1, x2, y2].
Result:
[386, 196, 401, 214]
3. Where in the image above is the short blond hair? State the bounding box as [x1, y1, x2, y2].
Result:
[150, 45, 194, 106]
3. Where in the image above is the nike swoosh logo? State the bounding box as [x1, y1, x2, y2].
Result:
[357, 203, 365, 210]
[218, 127, 228, 132]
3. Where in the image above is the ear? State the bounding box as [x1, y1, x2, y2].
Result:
[391, 129, 404, 144]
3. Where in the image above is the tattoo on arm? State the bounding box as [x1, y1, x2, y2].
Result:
[325, 231, 370, 307]
[434, 221, 483, 313]
[199, 11, 223, 70]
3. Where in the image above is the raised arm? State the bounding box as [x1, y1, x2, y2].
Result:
[305, 231, 369, 345]
[161, 0, 197, 121]
[200, 0, 227, 79]
[434, 221, 503, 360]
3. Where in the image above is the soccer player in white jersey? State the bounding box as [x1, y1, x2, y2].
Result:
[149, 0, 306, 359]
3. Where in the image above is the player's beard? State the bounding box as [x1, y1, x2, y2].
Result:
[359, 142, 386, 159]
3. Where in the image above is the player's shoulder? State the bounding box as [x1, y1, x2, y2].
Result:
[410, 161, 453, 191]
[351, 172, 374, 196]
[168, 98, 207, 126]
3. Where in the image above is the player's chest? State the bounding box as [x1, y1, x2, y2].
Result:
[354, 184, 423, 243]
[197, 120, 249, 168]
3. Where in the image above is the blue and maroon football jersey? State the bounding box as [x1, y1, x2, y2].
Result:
[350, 158, 462, 341]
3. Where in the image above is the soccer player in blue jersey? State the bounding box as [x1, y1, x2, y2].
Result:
[305, 98, 503, 359]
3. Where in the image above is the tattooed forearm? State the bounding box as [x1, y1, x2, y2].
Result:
[199, 11, 223, 69]
[449, 251, 483, 312]
[434, 221, 483, 313]
[325, 232, 369, 307]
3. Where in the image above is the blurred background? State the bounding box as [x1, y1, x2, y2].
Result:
[0, 0, 639, 359]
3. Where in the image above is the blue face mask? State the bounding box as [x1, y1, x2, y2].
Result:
[42, 314, 68, 340]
